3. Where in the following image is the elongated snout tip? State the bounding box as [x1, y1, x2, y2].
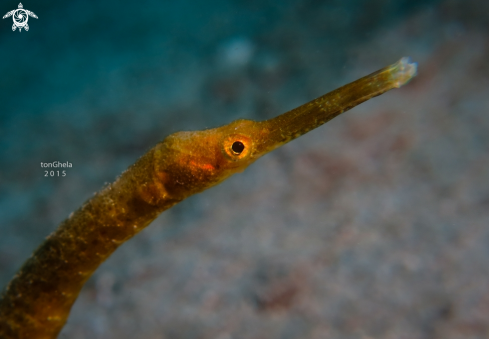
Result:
[391, 57, 417, 88]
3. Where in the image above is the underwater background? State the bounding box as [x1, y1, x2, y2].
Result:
[1, 0, 489, 338]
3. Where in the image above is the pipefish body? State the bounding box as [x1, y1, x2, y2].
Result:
[0, 58, 417, 338]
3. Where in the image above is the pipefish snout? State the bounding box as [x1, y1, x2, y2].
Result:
[0, 58, 417, 338]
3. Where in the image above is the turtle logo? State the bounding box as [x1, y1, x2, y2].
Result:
[3, 3, 37, 32]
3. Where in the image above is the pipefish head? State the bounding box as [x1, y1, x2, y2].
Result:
[153, 119, 272, 198]
[153, 57, 417, 199]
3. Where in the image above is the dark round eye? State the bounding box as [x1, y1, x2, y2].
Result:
[231, 141, 245, 154]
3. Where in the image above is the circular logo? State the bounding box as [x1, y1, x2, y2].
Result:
[13, 9, 27, 26]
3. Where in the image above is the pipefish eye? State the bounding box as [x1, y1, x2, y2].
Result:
[222, 134, 252, 160]
[231, 141, 245, 154]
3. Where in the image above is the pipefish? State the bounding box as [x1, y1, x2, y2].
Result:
[0, 57, 417, 338]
